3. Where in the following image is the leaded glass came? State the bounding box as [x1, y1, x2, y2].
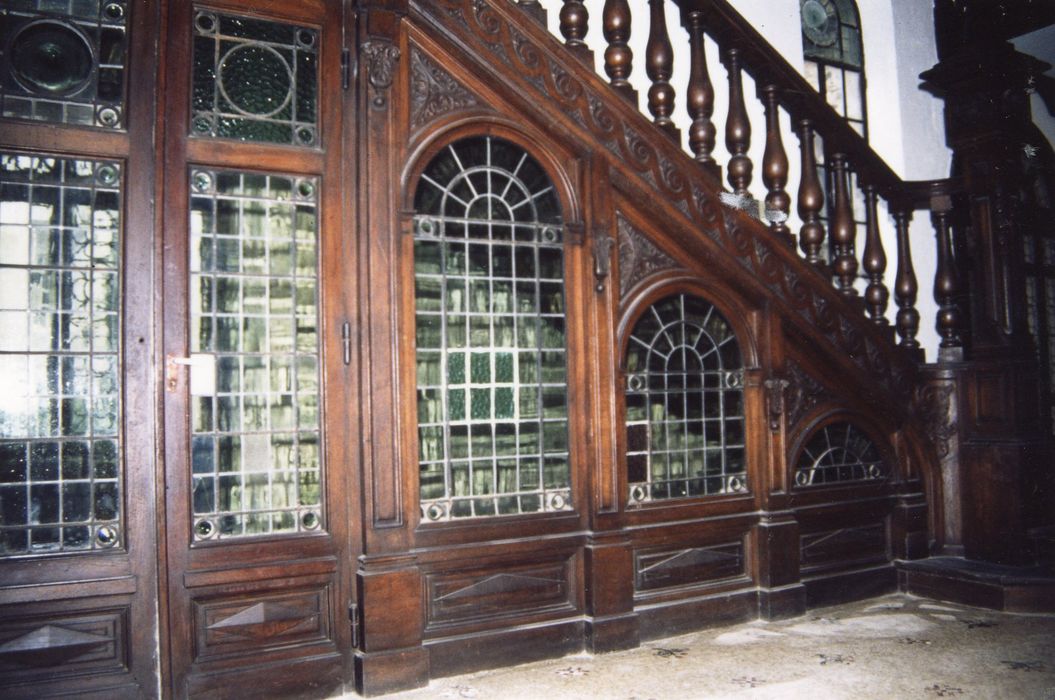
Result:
[793, 421, 886, 486]
[413, 136, 570, 521]
[0, 153, 122, 555]
[625, 294, 747, 504]
[0, 1, 128, 128]
[191, 9, 318, 146]
[188, 169, 322, 540]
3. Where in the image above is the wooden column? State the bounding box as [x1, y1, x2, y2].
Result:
[683, 9, 718, 179]
[796, 120, 825, 266]
[603, 0, 636, 102]
[861, 185, 889, 323]
[559, 0, 592, 63]
[892, 206, 921, 355]
[829, 154, 858, 296]
[760, 84, 791, 246]
[722, 47, 752, 199]
[645, 0, 677, 140]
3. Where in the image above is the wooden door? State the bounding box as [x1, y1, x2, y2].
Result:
[0, 1, 161, 697]
[158, 1, 357, 697]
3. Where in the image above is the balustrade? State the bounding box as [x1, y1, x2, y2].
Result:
[540, 0, 965, 364]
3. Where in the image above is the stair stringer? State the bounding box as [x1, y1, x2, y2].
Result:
[409, 0, 918, 413]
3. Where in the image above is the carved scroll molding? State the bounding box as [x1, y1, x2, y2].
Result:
[363, 40, 402, 110]
[416, 0, 917, 402]
[616, 214, 679, 299]
[914, 382, 957, 459]
[410, 47, 482, 130]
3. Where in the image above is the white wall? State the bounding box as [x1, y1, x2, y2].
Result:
[540, 0, 947, 357]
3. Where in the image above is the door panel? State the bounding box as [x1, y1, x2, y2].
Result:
[159, 1, 355, 697]
[0, 1, 159, 696]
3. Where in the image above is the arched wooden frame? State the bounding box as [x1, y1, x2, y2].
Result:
[788, 410, 897, 490]
[616, 276, 761, 512]
[398, 120, 588, 530]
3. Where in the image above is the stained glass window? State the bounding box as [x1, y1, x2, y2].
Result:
[625, 294, 747, 504]
[800, 0, 867, 138]
[413, 136, 571, 521]
[0, 153, 122, 555]
[188, 169, 322, 540]
[793, 421, 886, 486]
[191, 9, 318, 146]
[0, 1, 128, 128]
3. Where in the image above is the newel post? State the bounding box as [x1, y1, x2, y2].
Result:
[916, 1, 1053, 565]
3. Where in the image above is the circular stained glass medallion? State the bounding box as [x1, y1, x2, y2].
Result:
[10, 20, 94, 97]
[801, 0, 838, 48]
[217, 44, 293, 117]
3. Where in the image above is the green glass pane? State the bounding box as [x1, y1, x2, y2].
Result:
[447, 352, 465, 384]
[495, 353, 513, 383]
[448, 389, 465, 421]
[470, 353, 490, 383]
[495, 388, 514, 419]
[470, 388, 491, 420]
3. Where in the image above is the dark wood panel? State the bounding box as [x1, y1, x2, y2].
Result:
[193, 585, 333, 663]
[635, 542, 745, 591]
[425, 558, 576, 630]
[426, 620, 585, 679]
[0, 606, 128, 687]
[637, 588, 758, 640]
[800, 523, 889, 571]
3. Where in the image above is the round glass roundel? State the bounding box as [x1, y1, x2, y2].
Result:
[801, 0, 838, 47]
[10, 20, 94, 96]
[218, 44, 293, 117]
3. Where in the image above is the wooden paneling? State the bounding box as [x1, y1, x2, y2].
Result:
[635, 542, 745, 591]
[0, 608, 128, 685]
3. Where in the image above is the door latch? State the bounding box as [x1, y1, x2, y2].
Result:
[166, 354, 216, 394]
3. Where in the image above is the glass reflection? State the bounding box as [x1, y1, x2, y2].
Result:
[0, 153, 122, 555]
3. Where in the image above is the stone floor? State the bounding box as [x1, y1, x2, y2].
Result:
[356, 594, 1055, 699]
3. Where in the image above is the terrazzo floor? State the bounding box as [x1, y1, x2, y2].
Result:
[351, 594, 1055, 699]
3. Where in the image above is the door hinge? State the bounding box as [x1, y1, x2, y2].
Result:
[341, 321, 351, 365]
[341, 48, 352, 90]
[348, 602, 359, 648]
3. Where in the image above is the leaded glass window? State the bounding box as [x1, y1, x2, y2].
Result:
[800, 0, 866, 137]
[191, 9, 318, 146]
[0, 153, 122, 555]
[0, 1, 128, 128]
[188, 169, 322, 540]
[793, 421, 886, 486]
[625, 294, 747, 504]
[413, 136, 571, 522]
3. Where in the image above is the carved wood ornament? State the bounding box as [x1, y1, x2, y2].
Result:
[616, 214, 679, 299]
[409, 47, 482, 129]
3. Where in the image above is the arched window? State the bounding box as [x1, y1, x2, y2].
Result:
[412, 135, 571, 522]
[800, 0, 867, 137]
[793, 421, 887, 486]
[625, 294, 746, 504]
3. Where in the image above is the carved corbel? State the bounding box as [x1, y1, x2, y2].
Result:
[592, 233, 616, 292]
[764, 377, 790, 432]
[362, 40, 401, 110]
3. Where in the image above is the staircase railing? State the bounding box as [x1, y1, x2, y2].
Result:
[511, 0, 967, 363]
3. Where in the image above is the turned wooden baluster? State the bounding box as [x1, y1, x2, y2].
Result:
[760, 84, 791, 244]
[645, 0, 677, 139]
[723, 47, 752, 198]
[684, 10, 716, 176]
[931, 193, 963, 353]
[603, 0, 635, 101]
[861, 185, 889, 323]
[796, 120, 825, 266]
[559, 0, 590, 59]
[829, 154, 857, 295]
[893, 207, 921, 349]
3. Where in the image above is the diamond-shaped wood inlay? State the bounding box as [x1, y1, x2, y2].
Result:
[207, 601, 316, 641]
[0, 625, 109, 668]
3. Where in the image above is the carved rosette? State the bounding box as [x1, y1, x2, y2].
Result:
[616, 214, 680, 299]
[409, 48, 480, 129]
[362, 40, 401, 110]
